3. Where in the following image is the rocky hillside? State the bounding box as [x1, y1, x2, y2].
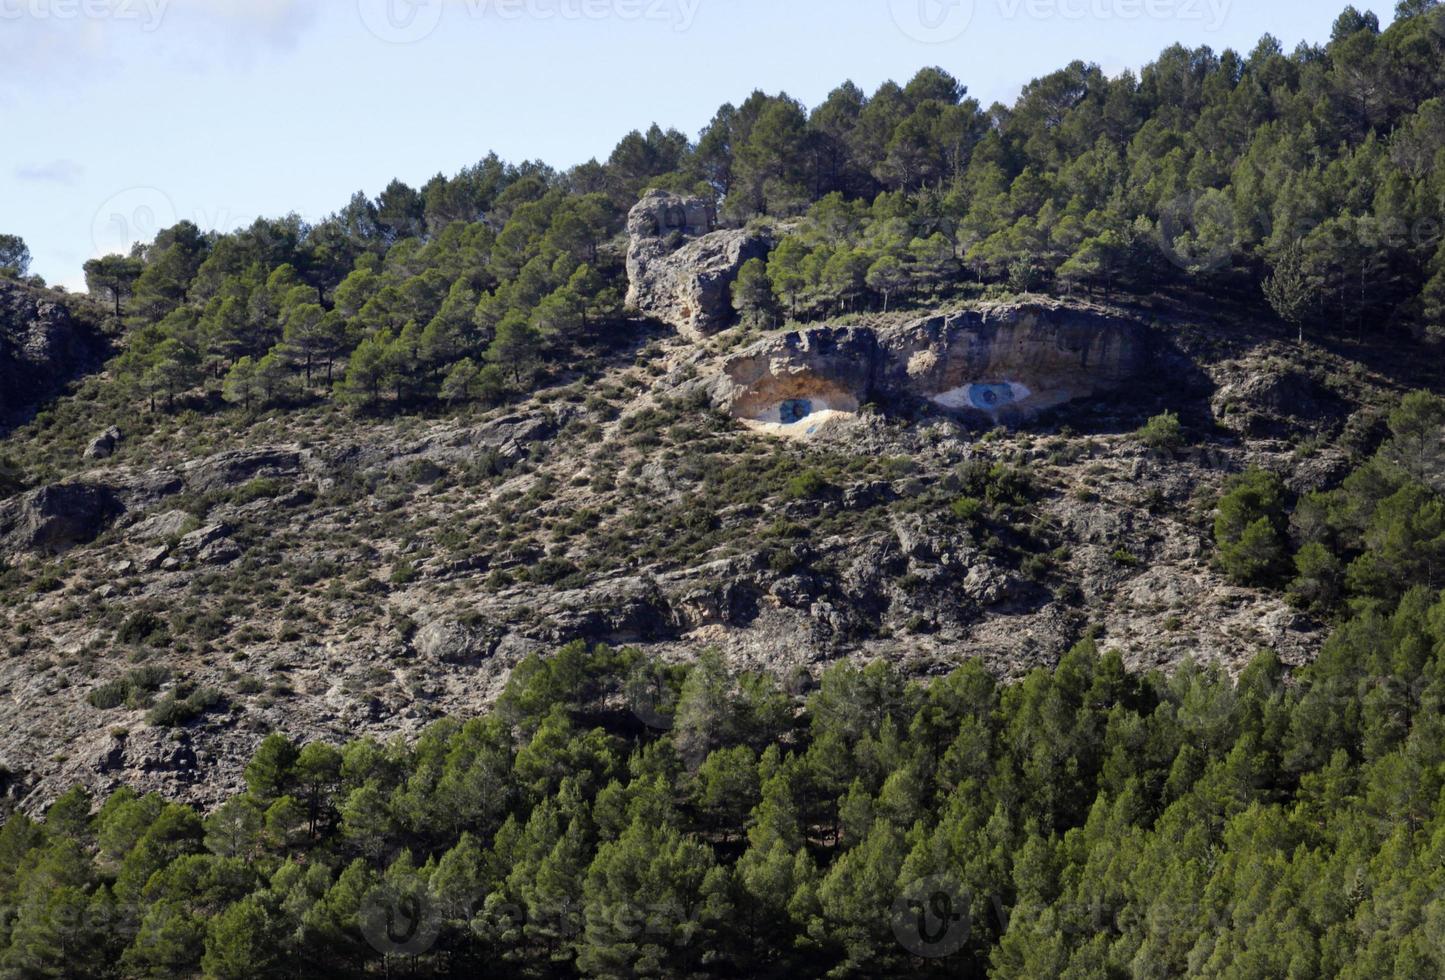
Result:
[0, 258, 1413, 812]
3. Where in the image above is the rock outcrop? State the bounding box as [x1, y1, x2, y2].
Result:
[0, 483, 125, 555]
[1211, 366, 1349, 438]
[85, 427, 122, 460]
[713, 302, 1147, 434]
[625, 190, 773, 340]
[0, 468, 184, 556]
[0, 280, 106, 425]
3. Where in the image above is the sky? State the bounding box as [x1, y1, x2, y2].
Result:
[1, 0, 1374, 290]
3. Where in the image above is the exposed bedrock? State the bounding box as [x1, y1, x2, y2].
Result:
[720, 327, 876, 423]
[0, 279, 108, 426]
[625, 190, 775, 340]
[713, 303, 1147, 431]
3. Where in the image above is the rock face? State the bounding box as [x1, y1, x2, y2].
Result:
[713, 302, 1147, 433]
[0, 483, 124, 555]
[1211, 367, 1349, 438]
[0, 469, 185, 556]
[0, 280, 106, 424]
[721, 327, 877, 423]
[625, 190, 773, 340]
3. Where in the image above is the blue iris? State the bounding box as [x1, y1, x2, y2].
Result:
[780, 399, 814, 424]
[969, 384, 1018, 410]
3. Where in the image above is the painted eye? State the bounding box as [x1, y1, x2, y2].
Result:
[930, 382, 1030, 413]
[971, 384, 1017, 410]
[780, 399, 813, 424]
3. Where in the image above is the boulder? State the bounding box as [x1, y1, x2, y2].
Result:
[178, 522, 230, 551]
[414, 618, 496, 664]
[0, 466, 184, 556]
[100, 468, 185, 511]
[0, 482, 123, 555]
[474, 413, 558, 465]
[625, 190, 774, 340]
[85, 426, 122, 459]
[139, 544, 170, 570]
[194, 538, 242, 566]
[175, 523, 241, 565]
[625, 189, 715, 241]
[962, 562, 1025, 607]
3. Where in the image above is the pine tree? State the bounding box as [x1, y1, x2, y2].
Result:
[695, 746, 760, 840]
[731, 257, 777, 326]
[866, 254, 908, 311]
[84, 254, 145, 315]
[0, 233, 30, 278]
[439, 357, 481, 405]
[336, 329, 394, 409]
[246, 733, 298, 802]
[1263, 243, 1315, 343]
[1215, 468, 1291, 585]
[221, 355, 262, 412]
[578, 813, 720, 978]
[202, 895, 283, 979]
[486, 311, 542, 386]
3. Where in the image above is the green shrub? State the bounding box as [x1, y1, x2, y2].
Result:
[116, 611, 168, 646]
[31, 568, 66, 594]
[957, 460, 1035, 508]
[88, 680, 132, 710]
[127, 665, 171, 690]
[1137, 411, 1185, 450]
[528, 557, 582, 586]
[950, 496, 985, 523]
[147, 686, 224, 728]
[783, 469, 831, 501]
[768, 548, 801, 574]
[232, 477, 283, 504]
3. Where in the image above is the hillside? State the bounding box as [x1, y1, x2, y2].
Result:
[0, 264, 1423, 808]
[1, 4, 1444, 977]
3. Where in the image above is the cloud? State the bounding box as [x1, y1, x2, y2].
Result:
[0, 0, 320, 93]
[169, 0, 319, 49]
[15, 159, 85, 184]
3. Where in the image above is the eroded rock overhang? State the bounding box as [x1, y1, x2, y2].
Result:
[713, 303, 1146, 436]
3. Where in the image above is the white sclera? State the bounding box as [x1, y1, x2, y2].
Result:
[932, 382, 1032, 412]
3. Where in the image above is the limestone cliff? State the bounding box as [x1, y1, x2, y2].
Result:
[624, 190, 774, 340]
[714, 301, 1147, 434]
